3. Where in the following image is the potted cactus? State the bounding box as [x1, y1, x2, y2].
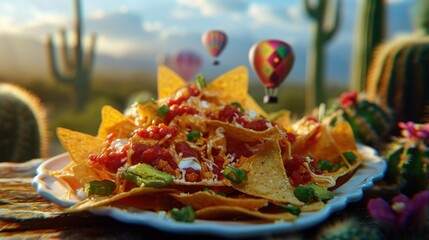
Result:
[0, 84, 49, 162]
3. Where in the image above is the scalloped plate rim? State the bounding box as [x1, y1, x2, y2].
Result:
[32, 145, 386, 238]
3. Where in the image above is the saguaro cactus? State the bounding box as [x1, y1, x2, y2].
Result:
[0, 84, 49, 162]
[304, 0, 341, 112]
[350, 0, 386, 92]
[46, 0, 96, 112]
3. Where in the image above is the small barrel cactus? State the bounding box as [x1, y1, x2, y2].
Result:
[0, 83, 49, 162]
[325, 91, 393, 148]
[366, 36, 429, 124]
[318, 218, 380, 240]
[384, 122, 429, 197]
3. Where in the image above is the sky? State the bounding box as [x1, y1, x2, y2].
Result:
[0, 0, 416, 86]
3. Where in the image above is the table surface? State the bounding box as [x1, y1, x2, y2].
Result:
[0, 159, 425, 240]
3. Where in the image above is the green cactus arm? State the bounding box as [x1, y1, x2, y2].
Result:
[350, 0, 385, 92]
[323, 0, 340, 42]
[304, 0, 321, 19]
[73, 0, 83, 69]
[59, 28, 74, 71]
[83, 33, 97, 73]
[46, 34, 73, 84]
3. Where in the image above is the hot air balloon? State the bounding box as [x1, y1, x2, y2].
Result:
[249, 39, 295, 104]
[170, 50, 202, 82]
[201, 30, 227, 65]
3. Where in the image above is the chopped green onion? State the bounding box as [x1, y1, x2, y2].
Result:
[84, 180, 116, 196]
[186, 130, 201, 142]
[122, 163, 173, 188]
[195, 74, 207, 90]
[280, 205, 301, 216]
[223, 166, 247, 184]
[157, 104, 169, 117]
[331, 161, 347, 172]
[317, 159, 334, 172]
[230, 102, 244, 112]
[170, 206, 196, 223]
[293, 185, 315, 203]
[343, 151, 357, 164]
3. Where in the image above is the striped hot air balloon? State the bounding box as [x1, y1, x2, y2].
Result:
[201, 30, 228, 65]
[170, 50, 202, 82]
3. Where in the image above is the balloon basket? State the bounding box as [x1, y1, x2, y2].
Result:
[213, 60, 220, 66]
[263, 95, 278, 104]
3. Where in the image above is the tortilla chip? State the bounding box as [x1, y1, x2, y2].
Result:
[97, 105, 135, 139]
[293, 124, 345, 166]
[171, 191, 268, 210]
[158, 65, 186, 99]
[115, 193, 180, 211]
[330, 120, 359, 153]
[207, 120, 284, 142]
[300, 201, 325, 212]
[232, 141, 302, 206]
[57, 127, 104, 164]
[207, 66, 248, 105]
[196, 206, 297, 221]
[71, 162, 114, 186]
[244, 94, 267, 117]
[66, 187, 177, 212]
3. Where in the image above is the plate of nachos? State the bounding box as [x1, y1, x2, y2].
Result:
[33, 66, 386, 237]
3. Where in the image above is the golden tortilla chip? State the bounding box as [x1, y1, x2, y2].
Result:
[97, 105, 135, 139]
[207, 66, 248, 105]
[244, 94, 267, 117]
[57, 127, 104, 164]
[293, 124, 345, 166]
[158, 65, 186, 99]
[171, 191, 268, 210]
[66, 187, 177, 212]
[232, 140, 302, 206]
[207, 120, 284, 142]
[330, 120, 358, 154]
[196, 206, 297, 221]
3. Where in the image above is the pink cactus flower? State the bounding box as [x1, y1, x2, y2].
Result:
[367, 191, 429, 229]
[398, 122, 429, 140]
[340, 91, 358, 108]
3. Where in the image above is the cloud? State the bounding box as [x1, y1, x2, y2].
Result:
[176, 0, 246, 17]
[247, 3, 304, 31]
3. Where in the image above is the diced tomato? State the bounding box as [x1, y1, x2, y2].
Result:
[287, 131, 296, 144]
[164, 104, 198, 124]
[236, 117, 269, 131]
[284, 155, 312, 187]
[131, 144, 178, 171]
[175, 141, 199, 159]
[135, 124, 178, 140]
[88, 144, 129, 173]
[184, 168, 201, 182]
[290, 170, 311, 187]
[212, 155, 225, 180]
[226, 138, 253, 160]
[167, 85, 200, 106]
[217, 105, 243, 122]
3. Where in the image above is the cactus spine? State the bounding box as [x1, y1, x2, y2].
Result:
[304, 0, 341, 112]
[0, 84, 49, 162]
[46, 0, 96, 112]
[366, 36, 429, 123]
[350, 0, 385, 92]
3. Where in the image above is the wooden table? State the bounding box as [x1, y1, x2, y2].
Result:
[0, 159, 415, 239]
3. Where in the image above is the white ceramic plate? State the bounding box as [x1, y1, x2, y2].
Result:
[33, 145, 385, 238]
